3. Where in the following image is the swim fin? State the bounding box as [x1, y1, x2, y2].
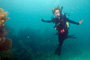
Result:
[67, 35, 77, 39]
[55, 44, 61, 56]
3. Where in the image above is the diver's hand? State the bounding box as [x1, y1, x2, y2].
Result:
[40, 17, 45, 22]
[79, 19, 83, 25]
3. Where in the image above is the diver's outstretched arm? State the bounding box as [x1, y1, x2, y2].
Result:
[66, 17, 83, 25]
[66, 18, 79, 25]
[40, 17, 53, 23]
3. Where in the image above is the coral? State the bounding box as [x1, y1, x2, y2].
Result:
[0, 8, 9, 21]
[0, 8, 12, 52]
[0, 38, 12, 52]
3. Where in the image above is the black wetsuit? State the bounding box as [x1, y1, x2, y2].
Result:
[42, 14, 79, 56]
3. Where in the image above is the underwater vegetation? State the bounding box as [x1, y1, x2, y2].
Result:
[0, 49, 16, 60]
[0, 8, 12, 52]
[0, 28, 38, 60]
[0, 25, 86, 60]
[0, 27, 56, 60]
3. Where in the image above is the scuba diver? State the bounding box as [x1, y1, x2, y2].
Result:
[40, 5, 83, 56]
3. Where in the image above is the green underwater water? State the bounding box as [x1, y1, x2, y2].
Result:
[0, 0, 90, 60]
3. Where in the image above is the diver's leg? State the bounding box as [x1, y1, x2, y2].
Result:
[55, 34, 64, 56]
[55, 40, 63, 56]
[55, 30, 68, 56]
[65, 30, 76, 39]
